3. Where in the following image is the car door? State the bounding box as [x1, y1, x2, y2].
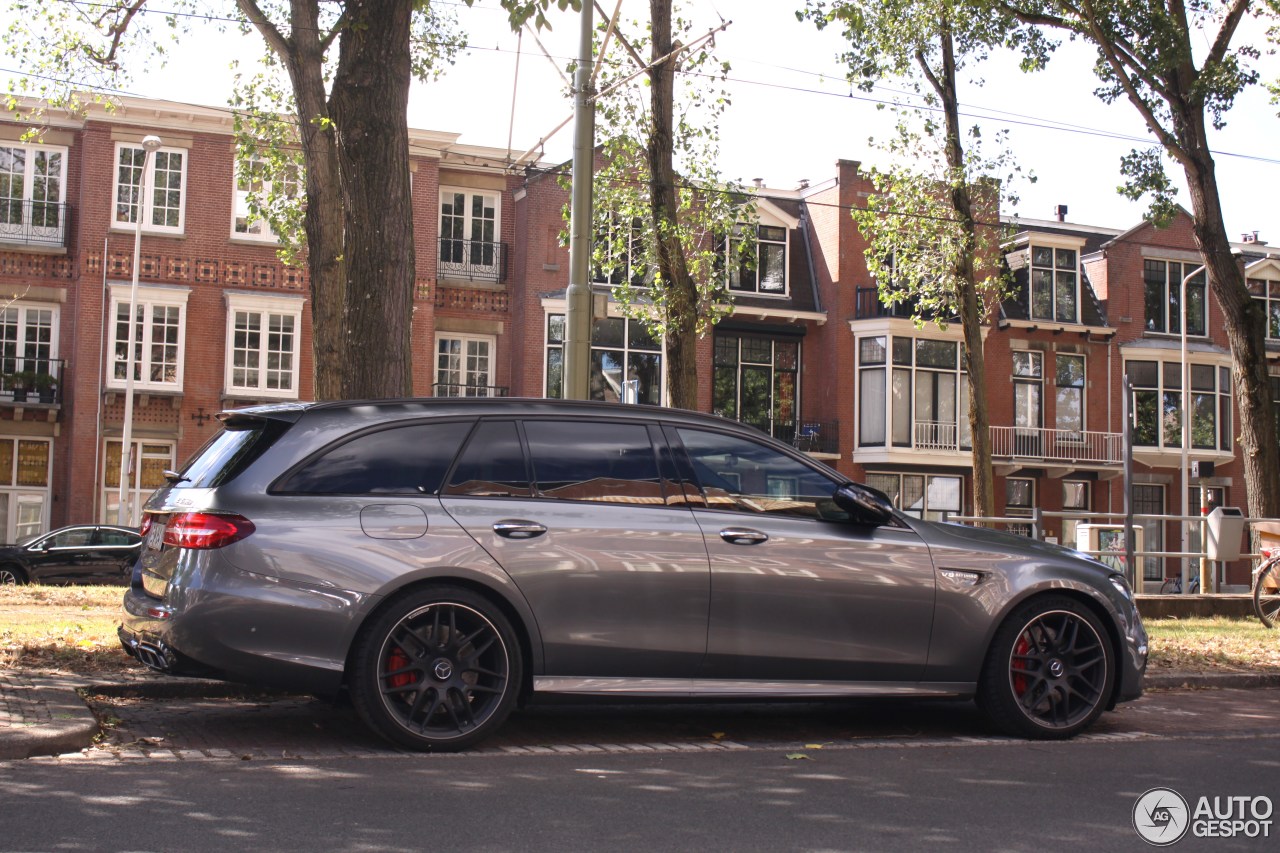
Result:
[670, 426, 937, 683]
[93, 527, 142, 579]
[27, 526, 99, 582]
[440, 418, 710, 678]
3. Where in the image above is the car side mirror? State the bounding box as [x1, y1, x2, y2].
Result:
[833, 483, 895, 527]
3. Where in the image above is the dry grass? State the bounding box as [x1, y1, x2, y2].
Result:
[0, 584, 133, 674]
[1145, 617, 1280, 673]
[2, 585, 1279, 678]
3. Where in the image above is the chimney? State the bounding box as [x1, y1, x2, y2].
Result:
[1054, 204, 1069, 222]
[798, 178, 810, 190]
[753, 178, 764, 189]
[1242, 231, 1264, 245]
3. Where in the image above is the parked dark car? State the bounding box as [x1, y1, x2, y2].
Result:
[119, 399, 1147, 751]
[0, 524, 142, 585]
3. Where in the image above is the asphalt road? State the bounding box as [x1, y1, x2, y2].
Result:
[2, 688, 1278, 851]
[4, 732, 1277, 851]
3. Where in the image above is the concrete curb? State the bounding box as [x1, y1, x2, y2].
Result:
[4, 670, 1280, 761]
[0, 673, 101, 761]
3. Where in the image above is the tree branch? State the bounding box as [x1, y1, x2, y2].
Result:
[83, 0, 149, 68]
[235, 0, 291, 58]
[1206, 0, 1250, 68]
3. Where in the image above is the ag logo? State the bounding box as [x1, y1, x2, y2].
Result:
[1133, 787, 1191, 846]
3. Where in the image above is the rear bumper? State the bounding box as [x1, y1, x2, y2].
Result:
[118, 557, 370, 697]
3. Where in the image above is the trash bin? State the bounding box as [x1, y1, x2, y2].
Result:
[1205, 507, 1245, 561]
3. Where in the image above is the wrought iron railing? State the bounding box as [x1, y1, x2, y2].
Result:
[1, 357, 65, 405]
[432, 383, 509, 398]
[990, 425, 1123, 465]
[0, 200, 70, 249]
[728, 417, 841, 455]
[437, 238, 508, 284]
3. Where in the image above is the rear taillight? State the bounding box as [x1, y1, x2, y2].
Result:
[139, 515, 153, 537]
[162, 513, 255, 550]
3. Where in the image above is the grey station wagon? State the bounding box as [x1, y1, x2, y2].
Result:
[119, 399, 1147, 750]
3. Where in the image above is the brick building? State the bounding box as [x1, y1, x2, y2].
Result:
[2, 96, 1275, 590]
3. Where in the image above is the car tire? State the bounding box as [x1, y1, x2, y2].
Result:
[0, 564, 27, 585]
[977, 596, 1115, 739]
[350, 585, 522, 752]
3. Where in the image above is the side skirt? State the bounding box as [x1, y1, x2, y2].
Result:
[533, 677, 974, 698]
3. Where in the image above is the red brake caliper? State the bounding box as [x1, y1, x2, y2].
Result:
[1012, 635, 1030, 695]
[387, 648, 415, 689]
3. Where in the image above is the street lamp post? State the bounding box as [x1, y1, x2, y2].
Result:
[117, 135, 162, 526]
[1179, 262, 1206, 593]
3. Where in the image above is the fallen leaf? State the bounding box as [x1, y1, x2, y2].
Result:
[711, 732, 726, 740]
[785, 753, 811, 760]
[804, 744, 825, 750]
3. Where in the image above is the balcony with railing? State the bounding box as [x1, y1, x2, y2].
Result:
[432, 383, 509, 398]
[729, 417, 841, 456]
[854, 288, 958, 322]
[0, 200, 70, 250]
[437, 238, 508, 284]
[915, 420, 965, 452]
[1, 357, 65, 406]
[990, 425, 1124, 467]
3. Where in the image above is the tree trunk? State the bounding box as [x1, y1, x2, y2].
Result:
[241, 0, 347, 401]
[1179, 117, 1280, 521]
[932, 28, 995, 520]
[648, 0, 698, 410]
[329, 0, 416, 399]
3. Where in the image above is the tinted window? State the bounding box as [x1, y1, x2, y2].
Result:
[675, 428, 846, 520]
[279, 421, 473, 495]
[178, 419, 290, 489]
[525, 420, 664, 504]
[47, 528, 93, 548]
[97, 529, 139, 547]
[443, 421, 533, 497]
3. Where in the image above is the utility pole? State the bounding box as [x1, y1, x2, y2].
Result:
[564, 1, 595, 400]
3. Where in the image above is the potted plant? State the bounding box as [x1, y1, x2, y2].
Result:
[5, 371, 35, 402]
[32, 372, 57, 404]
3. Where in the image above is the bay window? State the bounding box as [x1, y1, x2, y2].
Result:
[1127, 359, 1231, 451]
[858, 335, 968, 451]
[545, 313, 662, 404]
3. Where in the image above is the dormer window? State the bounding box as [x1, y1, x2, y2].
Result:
[1144, 259, 1205, 335]
[1030, 246, 1078, 323]
[728, 224, 787, 296]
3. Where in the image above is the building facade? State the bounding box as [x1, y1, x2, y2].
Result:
[2, 97, 1274, 589]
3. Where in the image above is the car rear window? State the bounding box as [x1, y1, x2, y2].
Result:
[175, 418, 290, 489]
[277, 421, 474, 495]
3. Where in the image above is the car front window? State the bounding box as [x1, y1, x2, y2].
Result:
[674, 428, 848, 521]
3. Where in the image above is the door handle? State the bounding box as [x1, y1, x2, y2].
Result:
[493, 520, 548, 539]
[719, 527, 769, 545]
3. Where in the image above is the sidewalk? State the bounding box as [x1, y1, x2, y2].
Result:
[4, 668, 1280, 761]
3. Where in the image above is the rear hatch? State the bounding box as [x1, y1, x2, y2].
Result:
[137, 410, 295, 599]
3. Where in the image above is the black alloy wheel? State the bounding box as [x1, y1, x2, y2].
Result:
[0, 564, 26, 585]
[351, 585, 521, 752]
[978, 596, 1115, 739]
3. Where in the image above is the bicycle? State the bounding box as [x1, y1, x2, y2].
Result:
[1158, 574, 1200, 595]
[1253, 551, 1280, 629]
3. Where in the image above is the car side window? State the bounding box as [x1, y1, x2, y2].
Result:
[442, 420, 533, 498]
[48, 528, 93, 548]
[524, 420, 665, 505]
[277, 421, 473, 495]
[674, 428, 849, 521]
[97, 529, 138, 547]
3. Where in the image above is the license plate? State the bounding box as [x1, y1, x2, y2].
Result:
[144, 517, 167, 549]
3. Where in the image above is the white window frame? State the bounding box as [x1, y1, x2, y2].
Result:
[434, 333, 497, 397]
[112, 141, 188, 235]
[107, 283, 189, 392]
[231, 153, 302, 242]
[1250, 276, 1280, 342]
[439, 186, 501, 277]
[0, 436, 53, 540]
[223, 292, 304, 399]
[1029, 245, 1079, 323]
[101, 439, 175, 527]
[857, 334, 969, 451]
[1126, 357, 1232, 452]
[1054, 353, 1085, 435]
[542, 306, 666, 405]
[0, 143, 67, 238]
[0, 302, 59, 373]
[865, 472, 963, 523]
